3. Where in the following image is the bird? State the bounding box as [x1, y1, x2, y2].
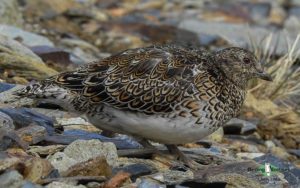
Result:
[15, 45, 272, 168]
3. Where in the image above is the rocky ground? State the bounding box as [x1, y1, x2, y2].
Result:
[0, 0, 300, 187]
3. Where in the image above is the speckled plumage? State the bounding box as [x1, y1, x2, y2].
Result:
[16, 45, 271, 144]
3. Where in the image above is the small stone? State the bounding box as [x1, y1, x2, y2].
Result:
[205, 127, 223, 142]
[0, 152, 21, 171]
[103, 171, 131, 188]
[46, 182, 86, 188]
[27, 145, 65, 156]
[265, 140, 276, 149]
[23, 158, 54, 184]
[16, 125, 47, 145]
[0, 170, 24, 188]
[64, 140, 118, 167]
[149, 170, 194, 185]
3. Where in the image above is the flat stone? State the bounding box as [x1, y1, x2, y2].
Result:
[236, 152, 265, 159]
[148, 169, 194, 185]
[61, 129, 141, 149]
[0, 83, 16, 93]
[27, 145, 65, 156]
[46, 182, 86, 188]
[0, 108, 55, 135]
[16, 125, 47, 145]
[112, 163, 153, 181]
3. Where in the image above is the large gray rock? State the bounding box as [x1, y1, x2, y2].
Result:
[0, 25, 54, 47]
[0, 34, 42, 62]
[178, 20, 300, 55]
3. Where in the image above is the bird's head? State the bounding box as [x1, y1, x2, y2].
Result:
[214, 47, 272, 88]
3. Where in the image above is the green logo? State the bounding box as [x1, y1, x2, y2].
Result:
[258, 163, 280, 176]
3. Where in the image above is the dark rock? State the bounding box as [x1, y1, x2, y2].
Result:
[288, 149, 300, 158]
[61, 129, 141, 149]
[223, 118, 257, 135]
[254, 154, 300, 186]
[0, 83, 15, 93]
[113, 164, 153, 181]
[179, 182, 227, 188]
[0, 108, 55, 135]
[288, 7, 300, 17]
[30, 46, 74, 68]
[99, 22, 201, 47]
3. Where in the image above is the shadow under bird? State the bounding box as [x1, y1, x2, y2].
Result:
[15, 45, 272, 169]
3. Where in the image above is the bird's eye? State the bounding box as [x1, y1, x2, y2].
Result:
[243, 57, 251, 64]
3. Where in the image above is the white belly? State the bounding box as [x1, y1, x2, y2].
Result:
[86, 106, 218, 144]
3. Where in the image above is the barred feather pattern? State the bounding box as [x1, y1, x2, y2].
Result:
[20, 45, 244, 131]
[16, 45, 248, 143]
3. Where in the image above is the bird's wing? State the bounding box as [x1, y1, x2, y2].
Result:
[44, 46, 218, 115]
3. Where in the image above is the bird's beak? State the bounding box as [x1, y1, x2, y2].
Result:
[256, 71, 273, 81]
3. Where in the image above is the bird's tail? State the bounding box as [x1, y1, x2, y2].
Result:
[13, 82, 69, 100]
[13, 82, 48, 98]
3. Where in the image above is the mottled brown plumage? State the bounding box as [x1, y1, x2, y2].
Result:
[16, 45, 271, 168]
